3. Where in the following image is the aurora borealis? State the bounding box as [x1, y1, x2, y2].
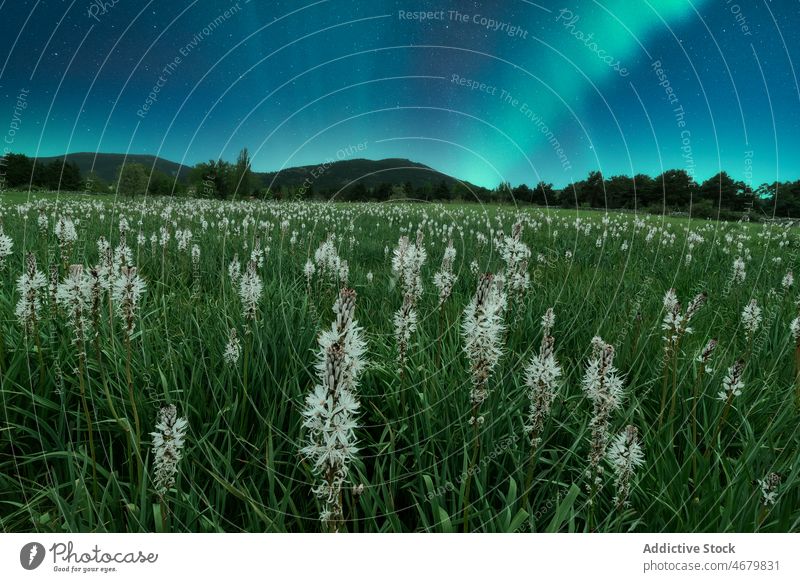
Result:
[1, 0, 798, 188]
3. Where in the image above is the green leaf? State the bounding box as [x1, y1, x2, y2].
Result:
[546, 484, 580, 533]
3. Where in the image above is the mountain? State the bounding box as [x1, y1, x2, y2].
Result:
[35, 153, 192, 183]
[32, 153, 470, 192]
[254, 158, 471, 192]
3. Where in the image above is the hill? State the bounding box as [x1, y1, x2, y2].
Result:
[255, 158, 472, 191]
[32, 154, 470, 192]
[35, 153, 192, 183]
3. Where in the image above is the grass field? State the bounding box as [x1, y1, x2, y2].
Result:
[0, 192, 798, 532]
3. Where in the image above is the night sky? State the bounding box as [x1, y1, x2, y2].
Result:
[1, 0, 798, 188]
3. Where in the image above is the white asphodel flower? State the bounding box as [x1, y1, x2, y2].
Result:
[392, 231, 426, 301]
[55, 215, 78, 263]
[757, 472, 781, 506]
[56, 264, 92, 345]
[228, 254, 241, 284]
[314, 234, 347, 285]
[150, 404, 189, 496]
[582, 338, 624, 407]
[540, 307, 555, 336]
[606, 425, 645, 509]
[731, 257, 746, 285]
[0, 224, 13, 269]
[191, 244, 200, 266]
[15, 253, 47, 332]
[718, 361, 745, 401]
[791, 317, 800, 342]
[697, 338, 718, 373]
[741, 299, 762, 339]
[239, 260, 263, 323]
[524, 309, 561, 450]
[112, 266, 146, 337]
[393, 293, 417, 373]
[223, 328, 241, 365]
[500, 221, 531, 300]
[303, 258, 315, 282]
[301, 288, 368, 532]
[433, 239, 457, 306]
[582, 336, 625, 497]
[462, 273, 506, 419]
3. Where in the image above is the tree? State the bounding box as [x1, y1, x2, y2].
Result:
[32, 161, 54, 190]
[32, 160, 82, 191]
[632, 173, 656, 208]
[559, 181, 579, 208]
[605, 175, 634, 209]
[533, 181, 555, 206]
[655, 169, 695, 209]
[116, 163, 149, 197]
[415, 183, 433, 202]
[512, 183, 533, 204]
[582, 171, 605, 207]
[433, 180, 451, 201]
[343, 182, 368, 202]
[84, 171, 109, 194]
[493, 182, 513, 203]
[60, 161, 83, 191]
[450, 182, 472, 201]
[374, 182, 393, 202]
[232, 148, 253, 198]
[191, 159, 232, 199]
[148, 170, 180, 196]
[1, 153, 34, 188]
[699, 172, 749, 212]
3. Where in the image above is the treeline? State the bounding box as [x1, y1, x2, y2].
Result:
[266, 168, 800, 220]
[0, 152, 188, 196]
[0, 153, 84, 191]
[2, 151, 800, 218]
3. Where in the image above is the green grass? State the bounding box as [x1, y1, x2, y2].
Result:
[0, 194, 797, 532]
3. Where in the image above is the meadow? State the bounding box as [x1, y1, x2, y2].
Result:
[0, 192, 797, 533]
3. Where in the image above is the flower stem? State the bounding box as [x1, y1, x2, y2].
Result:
[77, 351, 98, 504]
[125, 334, 142, 482]
[707, 394, 734, 460]
[462, 405, 481, 532]
[690, 365, 705, 485]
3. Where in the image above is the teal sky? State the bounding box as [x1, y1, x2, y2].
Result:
[1, 0, 797, 188]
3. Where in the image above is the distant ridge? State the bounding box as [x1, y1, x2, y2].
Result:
[258, 158, 471, 191]
[32, 153, 472, 191]
[35, 153, 192, 183]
